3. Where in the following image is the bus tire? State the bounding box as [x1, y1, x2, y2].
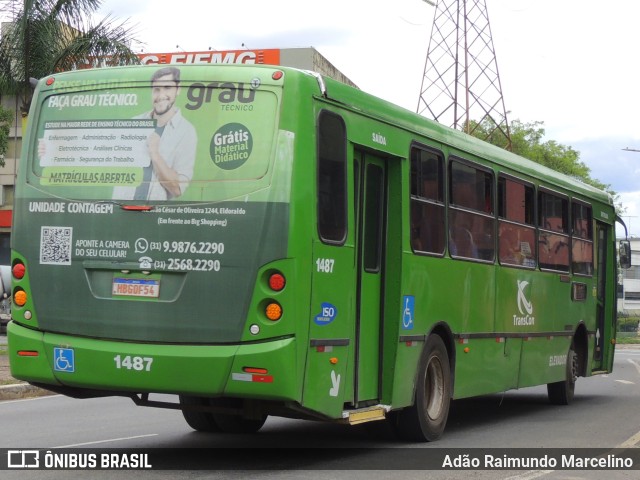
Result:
[547, 346, 577, 405]
[390, 335, 451, 442]
[180, 396, 267, 433]
[179, 395, 221, 432]
[212, 413, 267, 434]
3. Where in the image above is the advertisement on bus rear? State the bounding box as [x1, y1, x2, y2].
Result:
[34, 65, 281, 203]
[12, 66, 291, 342]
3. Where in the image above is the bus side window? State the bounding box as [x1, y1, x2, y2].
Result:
[448, 159, 494, 261]
[497, 176, 536, 268]
[538, 190, 569, 271]
[410, 147, 445, 255]
[317, 111, 347, 244]
[571, 201, 593, 276]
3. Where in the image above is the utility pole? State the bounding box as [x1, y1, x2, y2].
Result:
[417, 0, 512, 150]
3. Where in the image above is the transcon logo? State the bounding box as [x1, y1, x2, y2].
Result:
[514, 280, 535, 326]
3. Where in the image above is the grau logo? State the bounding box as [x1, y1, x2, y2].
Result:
[514, 280, 535, 326]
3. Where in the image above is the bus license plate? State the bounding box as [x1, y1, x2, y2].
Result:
[112, 278, 160, 298]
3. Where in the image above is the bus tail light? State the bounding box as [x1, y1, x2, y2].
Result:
[265, 302, 282, 321]
[243, 367, 268, 374]
[12, 262, 25, 280]
[13, 289, 27, 307]
[268, 272, 286, 291]
[18, 350, 39, 357]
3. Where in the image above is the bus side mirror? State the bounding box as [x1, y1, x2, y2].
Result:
[619, 240, 631, 269]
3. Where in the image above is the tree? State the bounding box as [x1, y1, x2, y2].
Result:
[468, 117, 616, 198]
[0, 0, 141, 117]
[0, 104, 12, 167]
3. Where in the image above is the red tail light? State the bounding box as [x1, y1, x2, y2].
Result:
[268, 272, 286, 292]
[12, 262, 25, 280]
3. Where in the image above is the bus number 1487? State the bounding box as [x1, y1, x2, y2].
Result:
[316, 258, 335, 273]
[113, 355, 154, 372]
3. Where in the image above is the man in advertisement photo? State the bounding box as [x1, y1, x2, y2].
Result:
[113, 66, 197, 201]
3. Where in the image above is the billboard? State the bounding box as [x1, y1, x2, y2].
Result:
[137, 49, 281, 66]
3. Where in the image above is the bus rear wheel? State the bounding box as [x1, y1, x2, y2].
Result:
[547, 346, 577, 405]
[179, 396, 267, 434]
[179, 395, 221, 432]
[390, 335, 451, 442]
[212, 412, 267, 434]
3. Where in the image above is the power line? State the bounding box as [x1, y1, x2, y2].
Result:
[417, 0, 512, 150]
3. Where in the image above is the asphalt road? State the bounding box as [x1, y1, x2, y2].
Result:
[1, 346, 639, 479]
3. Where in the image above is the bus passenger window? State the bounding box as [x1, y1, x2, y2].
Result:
[497, 176, 535, 268]
[448, 159, 494, 261]
[538, 191, 569, 271]
[571, 201, 593, 276]
[410, 147, 445, 255]
[317, 111, 347, 244]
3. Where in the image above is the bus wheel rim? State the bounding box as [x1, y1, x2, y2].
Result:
[425, 355, 445, 420]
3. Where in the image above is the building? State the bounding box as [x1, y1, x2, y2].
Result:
[0, 95, 17, 265]
[618, 236, 640, 314]
[136, 47, 357, 89]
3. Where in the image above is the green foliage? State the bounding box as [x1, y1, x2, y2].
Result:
[0, 104, 13, 167]
[468, 118, 617, 203]
[617, 317, 640, 333]
[0, 0, 141, 115]
[616, 335, 640, 344]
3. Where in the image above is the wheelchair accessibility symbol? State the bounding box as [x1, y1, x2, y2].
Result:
[54, 347, 75, 373]
[402, 295, 415, 330]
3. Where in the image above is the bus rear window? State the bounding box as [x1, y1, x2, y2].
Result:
[31, 67, 279, 203]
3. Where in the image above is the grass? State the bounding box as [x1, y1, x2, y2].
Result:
[616, 334, 640, 345]
[0, 379, 18, 385]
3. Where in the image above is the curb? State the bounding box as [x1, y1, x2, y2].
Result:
[0, 383, 56, 401]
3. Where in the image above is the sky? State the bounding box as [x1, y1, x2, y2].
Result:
[9, 0, 640, 235]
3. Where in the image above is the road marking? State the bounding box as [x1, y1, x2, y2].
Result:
[615, 379, 635, 385]
[618, 430, 640, 449]
[54, 433, 158, 448]
[0, 394, 62, 406]
[504, 470, 554, 480]
[627, 358, 640, 375]
[503, 430, 640, 480]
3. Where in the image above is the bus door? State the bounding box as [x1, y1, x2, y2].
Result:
[594, 221, 615, 372]
[354, 149, 387, 404]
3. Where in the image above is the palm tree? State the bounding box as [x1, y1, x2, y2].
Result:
[0, 0, 141, 117]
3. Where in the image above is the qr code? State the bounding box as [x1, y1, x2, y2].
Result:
[40, 226, 73, 265]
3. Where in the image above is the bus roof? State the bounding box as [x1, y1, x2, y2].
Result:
[317, 72, 613, 207]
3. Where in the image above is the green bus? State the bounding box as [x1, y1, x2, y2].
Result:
[8, 64, 631, 441]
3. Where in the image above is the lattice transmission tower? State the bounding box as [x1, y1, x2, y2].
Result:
[417, 0, 512, 150]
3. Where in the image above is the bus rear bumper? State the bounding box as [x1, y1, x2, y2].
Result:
[8, 321, 298, 401]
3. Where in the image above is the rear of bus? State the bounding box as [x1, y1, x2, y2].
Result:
[8, 65, 307, 411]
